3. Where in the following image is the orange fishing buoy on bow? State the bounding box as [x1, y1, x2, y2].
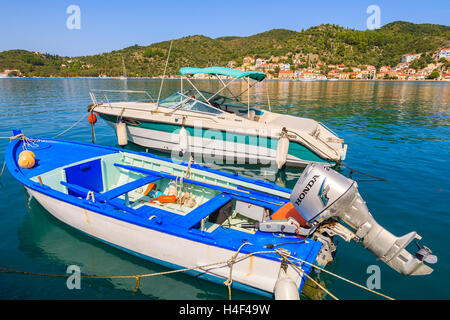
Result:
[88, 112, 97, 125]
[18, 150, 35, 169]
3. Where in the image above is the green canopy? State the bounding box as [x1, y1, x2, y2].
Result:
[179, 67, 266, 82]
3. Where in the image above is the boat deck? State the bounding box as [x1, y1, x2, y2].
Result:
[7, 136, 322, 274]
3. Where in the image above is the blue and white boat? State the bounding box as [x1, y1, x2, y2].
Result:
[6, 132, 436, 299]
[90, 67, 347, 169]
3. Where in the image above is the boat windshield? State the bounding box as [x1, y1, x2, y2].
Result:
[158, 92, 186, 108]
[182, 89, 237, 106]
[158, 92, 224, 115]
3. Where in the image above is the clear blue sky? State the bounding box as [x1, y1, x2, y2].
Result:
[0, 0, 448, 57]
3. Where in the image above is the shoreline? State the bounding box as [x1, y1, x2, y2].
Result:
[2, 76, 449, 82]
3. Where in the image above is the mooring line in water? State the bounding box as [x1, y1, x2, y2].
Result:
[338, 162, 389, 182]
[0, 161, 6, 179]
[53, 107, 95, 139]
[0, 249, 272, 298]
[0, 246, 394, 300]
[287, 260, 339, 300]
[283, 252, 395, 300]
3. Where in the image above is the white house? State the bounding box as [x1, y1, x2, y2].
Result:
[401, 54, 421, 63]
[436, 48, 450, 60]
[255, 58, 266, 67]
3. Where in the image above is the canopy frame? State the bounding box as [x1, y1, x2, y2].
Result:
[177, 66, 268, 116]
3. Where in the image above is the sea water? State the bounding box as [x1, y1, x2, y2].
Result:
[0, 78, 448, 300]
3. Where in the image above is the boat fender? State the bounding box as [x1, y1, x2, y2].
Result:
[274, 266, 300, 300]
[88, 112, 97, 125]
[116, 122, 128, 146]
[276, 130, 290, 170]
[179, 126, 189, 154]
[18, 150, 36, 169]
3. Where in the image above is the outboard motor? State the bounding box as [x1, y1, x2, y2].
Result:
[290, 164, 436, 276]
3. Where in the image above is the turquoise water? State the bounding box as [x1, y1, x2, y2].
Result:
[0, 78, 449, 300]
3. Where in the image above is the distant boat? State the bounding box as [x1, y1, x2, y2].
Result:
[119, 57, 127, 80]
[0, 73, 9, 79]
[298, 78, 316, 82]
[328, 78, 339, 81]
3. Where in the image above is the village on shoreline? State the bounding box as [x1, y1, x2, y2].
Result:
[2, 48, 450, 82]
[219, 48, 450, 81]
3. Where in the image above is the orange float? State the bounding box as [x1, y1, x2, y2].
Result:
[88, 112, 97, 124]
[149, 194, 177, 204]
[18, 150, 36, 169]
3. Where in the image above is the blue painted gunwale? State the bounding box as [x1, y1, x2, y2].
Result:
[5, 135, 322, 295]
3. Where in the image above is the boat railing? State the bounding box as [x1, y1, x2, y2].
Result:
[318, 121, 338, 137]
[89, 89, 155, 107]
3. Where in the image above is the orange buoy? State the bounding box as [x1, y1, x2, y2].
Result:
[18, 150, 36, 169]
[150, 194, 177, 204]
[88, 112, 97, 124]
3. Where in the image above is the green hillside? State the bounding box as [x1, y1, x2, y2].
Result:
[1, 21, 449, 77]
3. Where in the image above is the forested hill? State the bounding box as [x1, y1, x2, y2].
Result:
[1, 21, 449, 77]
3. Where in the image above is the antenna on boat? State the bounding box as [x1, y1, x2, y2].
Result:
[156, 40, 173, 106]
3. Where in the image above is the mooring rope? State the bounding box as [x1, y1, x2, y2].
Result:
[0, 245, 394, 300]
[223, 242, 253, 300]
[0, 161, 6, 179]
[53, 105, 98, 139]
[0, 133, 40, 149]
[284, 252, 394, 300]
[285, 257, 339, 300]
[338, 162, 389, 182]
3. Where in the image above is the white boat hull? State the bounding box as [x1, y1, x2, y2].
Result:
[27, 188, 305, 296]
[107, 120, 323, 169]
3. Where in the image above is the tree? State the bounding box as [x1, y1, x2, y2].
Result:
[274, 66, 280, 75]
[426, 70, 440, 79]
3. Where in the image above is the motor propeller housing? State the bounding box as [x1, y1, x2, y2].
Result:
[290, 163, 436, 276]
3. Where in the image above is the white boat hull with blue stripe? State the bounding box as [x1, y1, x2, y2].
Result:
[6, 134, 325, 299]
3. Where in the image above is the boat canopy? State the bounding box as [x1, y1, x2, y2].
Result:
[179, 67, 266, 82]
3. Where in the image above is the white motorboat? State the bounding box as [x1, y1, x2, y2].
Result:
[90, 67, 347, 169]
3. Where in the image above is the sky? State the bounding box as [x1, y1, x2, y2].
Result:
[0, 0, 448, 57]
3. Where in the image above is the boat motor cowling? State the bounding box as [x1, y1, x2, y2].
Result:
[290, 164, 436, 276]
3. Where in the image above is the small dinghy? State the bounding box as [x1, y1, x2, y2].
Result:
[5, 132, 436, 299]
